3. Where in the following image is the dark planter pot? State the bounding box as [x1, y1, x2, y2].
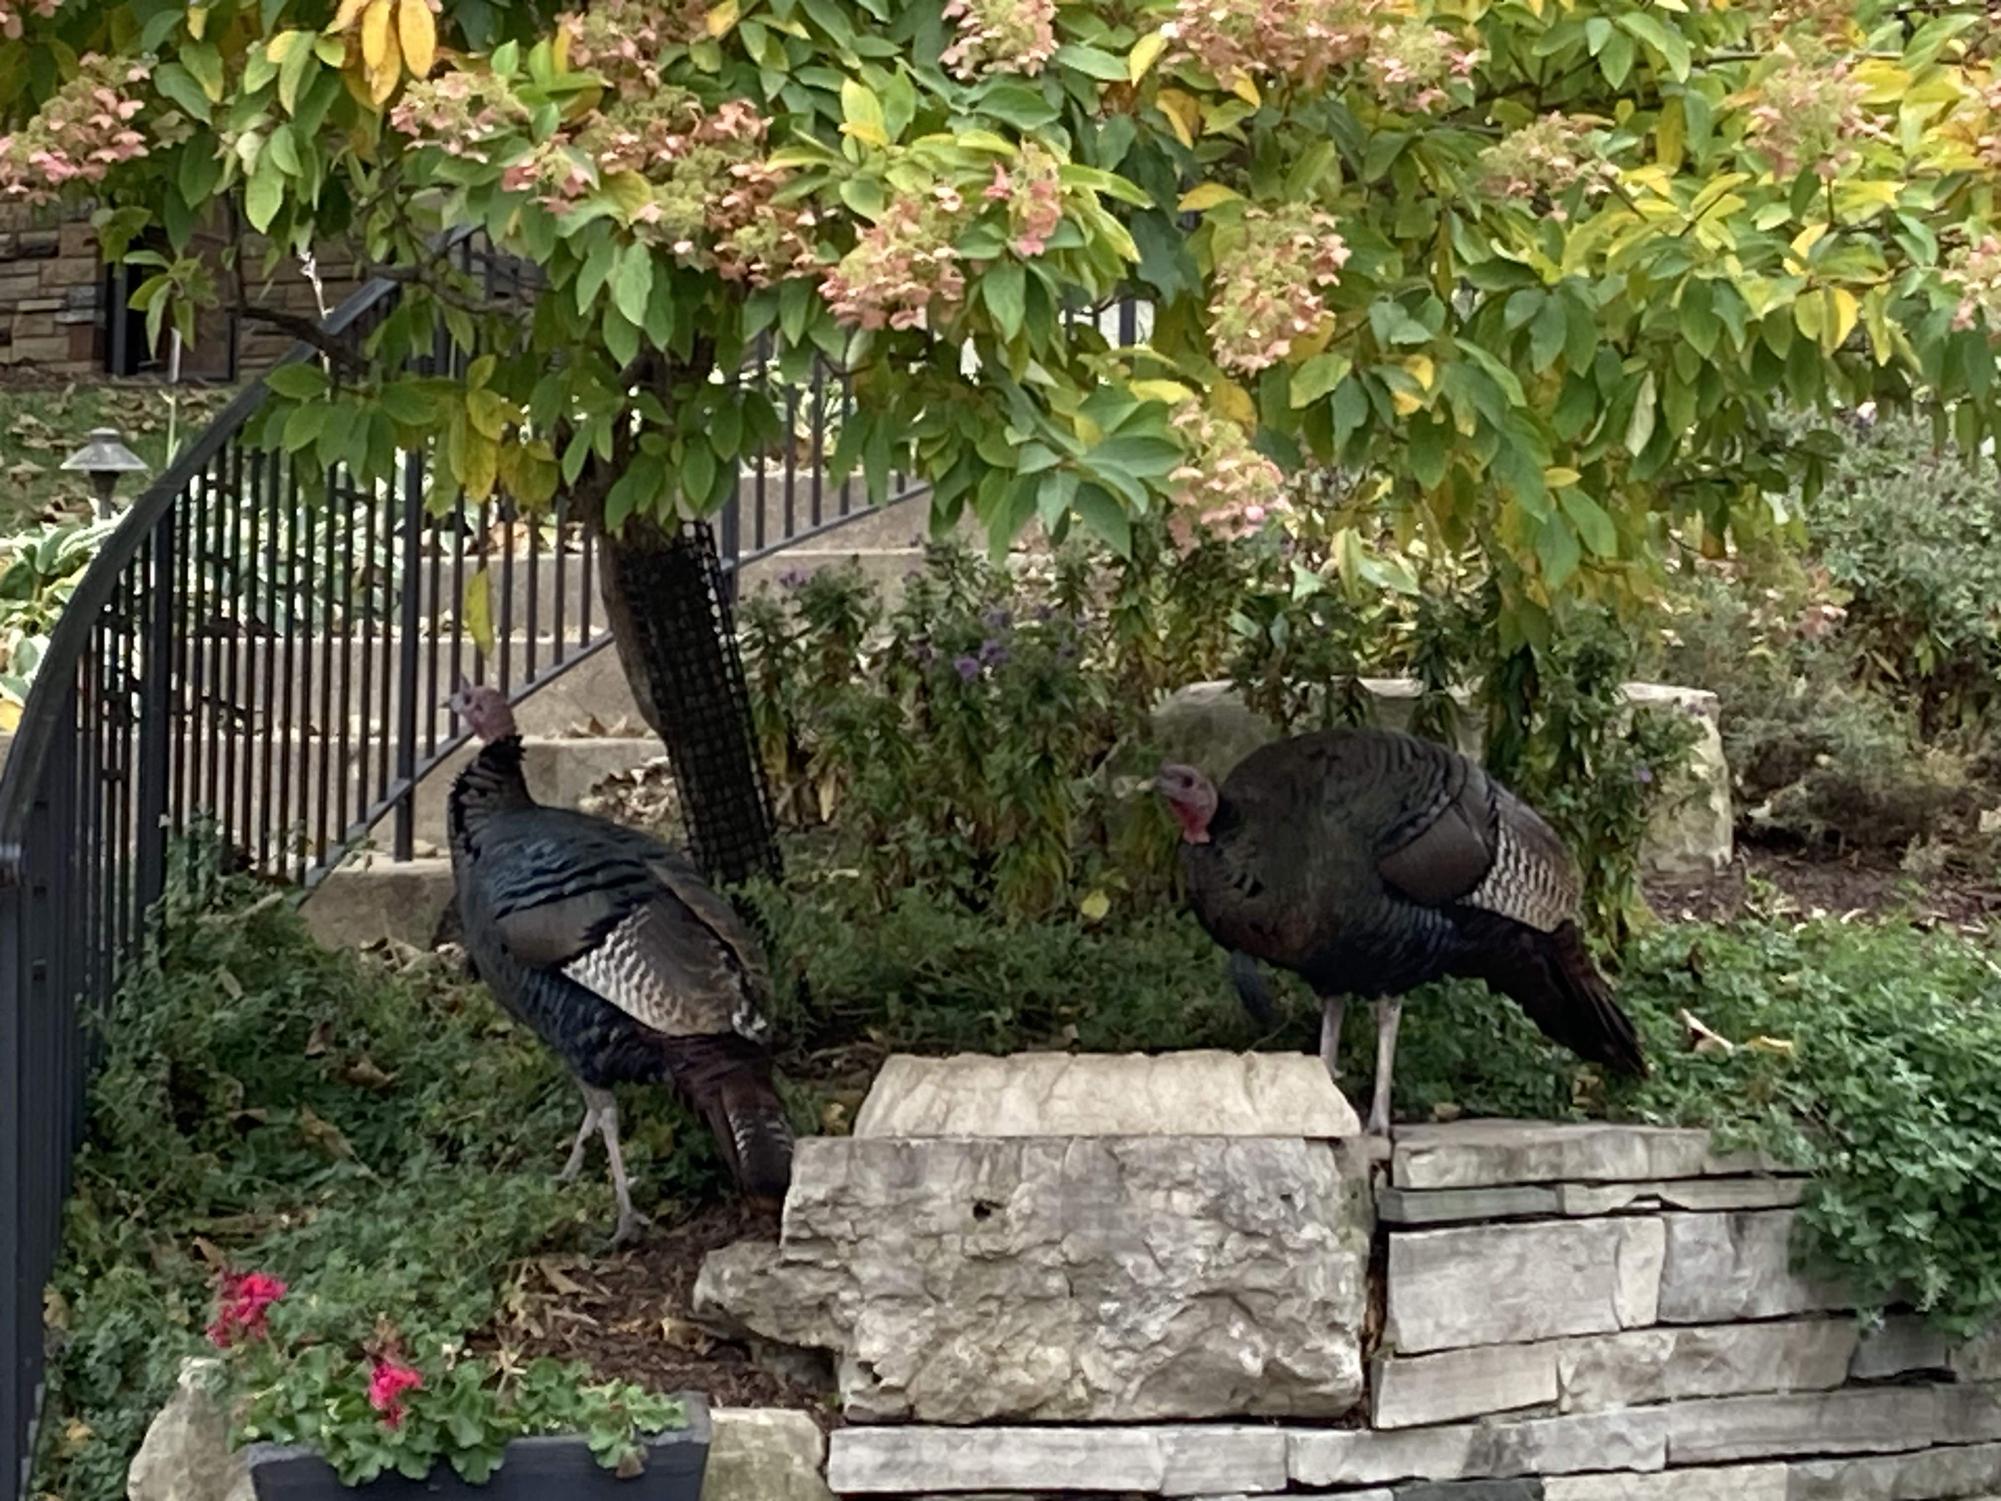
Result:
[243, 1393, 709, 1500]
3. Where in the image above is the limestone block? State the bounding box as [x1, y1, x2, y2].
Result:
[1556, 1319, 1857, 1413]
[1656, 1212, 1849, 1324]
[1392, 1121, 1786, 1191]
[705, 1409, 831, 1501]
[1396, 1483, 1543, 1501]
[1384, 1218, 1664, 1353]
[1939, 1383, 2001, 1445]
[1555, 1178, 1807, 1216]
[1624, 681, 1733, 877]
[1377, 1185, 1564, 1225]
[1545, 1465, 1788, 1501]
[696, 1135, 1371, 1423]
[852, 1050, 1360, 1140]
[1851, 1316, 1953, 1381]
[827, 1427, 1166, 1493]
[1372, 1344, 1558, 1428]
[1287, 1410, 1668, 1487]
[1664, 1388, 1940, 1465]
[126, 1358, 254, 1501]
[1960, 1329, 2001, 1383]
[1158, 1428, 1288, 1496]
[1150, 680, 1280, 782]
[1786, 1440, 2001, 1500]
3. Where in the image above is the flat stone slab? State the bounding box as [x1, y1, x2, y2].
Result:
[1545, 1466, 1787, 1500]
[1663, 1385, 1996, 1465]
[852, 1050, 1362, 1140]
[1379, 1177, 1806, 1226]
[697, 1136, 1370, 1424]
[1384, 1219, 1664, 1353]
[1289, 1410, 1669, 1487]
[1392, 1121, 1791, 1191]
[1657, 1211, 1849, 1324]
[826, 1426, 1289, 1495]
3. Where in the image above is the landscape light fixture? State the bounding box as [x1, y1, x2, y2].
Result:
[61, 427, 149, 520]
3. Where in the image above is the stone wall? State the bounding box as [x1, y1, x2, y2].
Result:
[0, 202, 362, 378]
[696, 1059, 2001, 1500]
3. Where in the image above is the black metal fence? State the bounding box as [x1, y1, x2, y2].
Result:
[0, 238, 929, 1499]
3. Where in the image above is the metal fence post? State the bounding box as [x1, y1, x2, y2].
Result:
[135, 515, 175, 918]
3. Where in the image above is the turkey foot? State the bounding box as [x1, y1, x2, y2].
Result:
[1366, 998, 1402, 1136]
[562, 1085, 651, 1245]
[556, 1092, 606, 1184]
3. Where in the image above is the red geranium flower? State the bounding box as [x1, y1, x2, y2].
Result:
[206, 1270, 287, 1348]
[367, 1359, 425, 1429]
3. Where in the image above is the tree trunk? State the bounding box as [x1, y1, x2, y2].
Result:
[595, 517, 781, 888]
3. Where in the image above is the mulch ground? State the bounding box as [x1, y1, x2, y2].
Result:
[1645, 844, 2001, 932]
[483, 1196, 838, 1419]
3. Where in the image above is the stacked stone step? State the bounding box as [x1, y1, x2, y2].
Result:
[692, 1081, 2001, 1500]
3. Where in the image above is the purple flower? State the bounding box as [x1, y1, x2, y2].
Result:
[778, 568, 809, 591]
[981, 606, 1012, 632]
[1634, 765, 1655, 785]
[912, 639, 936, 665]
[953, 655, 981, 681]
[979, 637, 1010, 668]
[1032, 603, 1055, 622]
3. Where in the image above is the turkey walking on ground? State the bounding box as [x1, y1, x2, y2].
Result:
[446, 684, 794, 1242]
[1154, 726, 1647, 1135]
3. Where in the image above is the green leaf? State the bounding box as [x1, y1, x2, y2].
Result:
[576, 236, 617, 315]
[1529, 298, 1568, 374]
[1559, 487, 1618, 556]
[1054, 42, 1127, 80]
[462, 567, 495, 655]
[265, 362, 328, 400]
[682, 439, 718, 506]
[982, 261, 1026, 340]
[1618, 12, 1691, 81]
[840, 79, 888, 146]
[604, 453, 664, 530]
[1624, 372, 1658, 457]
[1290, 352, 1352, 409]
[1535, 512, 1582, 587]
[153, 63, 213, 123]
[267, 124, 301, 176]
[610, 246, 654, 328]
[1071, 482, 1131, 558]
[244, 162, 285, 234]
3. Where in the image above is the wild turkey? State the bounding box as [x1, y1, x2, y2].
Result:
[1154, 727, 1647, 1135]
[446, 684, 793, 1242]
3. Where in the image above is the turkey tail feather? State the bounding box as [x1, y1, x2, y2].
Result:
[1460, 916, 1648, 1079]
[662, 1034, 796, 1200]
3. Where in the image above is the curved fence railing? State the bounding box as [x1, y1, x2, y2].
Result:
[0, 232, 930, 1499]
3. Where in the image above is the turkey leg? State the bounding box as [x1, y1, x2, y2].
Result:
[556, 1091, 605, 1183]
[1367, 998, 1402, 1136]
[1318, 996, 1347, 1078]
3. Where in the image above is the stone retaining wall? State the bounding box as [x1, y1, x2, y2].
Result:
[697, 1059, 2001, 1499]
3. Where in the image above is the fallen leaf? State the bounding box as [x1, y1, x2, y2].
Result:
[1680, 1008, 1736, 1055]
[539, 1258, 587, 1296]
[1746, 1035, 1797, 1056]
[1430, 1101, 1463, 1122]
[1078, 889, 1111, 922]
[297, 1105, 354, 1159]
[304, 1019, 334, 1056]
[340, 1056, 397, 1090]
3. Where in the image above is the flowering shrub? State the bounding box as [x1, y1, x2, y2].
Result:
[1168, 402, 1288, 544]
[941, 0, 1058, 79]
[1204, 204, 1350, 374]
[0, 54, 148, 202]
[821, 186, 972, 332]
[1738, 45, 1885, 180]
[204, 1266, 685, 1485]
[1165, 0, 1385, 89]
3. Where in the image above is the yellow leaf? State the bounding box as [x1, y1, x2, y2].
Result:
[1402, 353, 1436, 391]
[188, 5, 209, 38]
[553, 22, 571, 69]
[0, 699, 20, 732]
[1862, 285, 1893, 366]
[1827, 287, 1859, 351]
[1130, 378, 1195, 405]
[1079, 889, 1111, 922]
[1544, 466, 1582, 489]
[1213, 378, 1256, 426]
[1177, 182, 1240, 212]
[1156, 88, 1199, 149]
[1790, 222, 1828, 260]
[1128, 29, 1168, 83]
[267, 29, 302, 61]
[462, 567, 495, 655]
[705, 0, 739, 34]
[1792, 293, 1823, 342]
[397, 0, 436, 77]
[326, 0, 369, 32]
[461, 428, 498, 501]
[361, 0, 392, 69]
[1391, 387, 1424, 417]
[1229, 71, 1261, 107]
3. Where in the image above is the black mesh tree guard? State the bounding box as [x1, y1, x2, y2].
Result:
[597, 518, 781, 888]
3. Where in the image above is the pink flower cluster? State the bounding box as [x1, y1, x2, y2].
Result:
[1754, 0, 1857, 49]
[1946, 234, 2001, 333]
[1205, 204, 1350, 374]
[207, 1269, 288, 1349]
[983, 145, 1063, 257]
[562, 0, 708, 92]
[821, 185, 971, 331]
[1164, 0, 1384, 90]
[940, 0, 1057, 79]
[367, 1359, 425, 1430]
[0, 55, 151, 204]
[1741, 49, 1884, 180]
[388, 69, 531, 164]
[1366, 19, 1478, 113]
[0, 0, 58, 40]
[1476, 113, 1619, 211]
[1168, 401, 1289, 548]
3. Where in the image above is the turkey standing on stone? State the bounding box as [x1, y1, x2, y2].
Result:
[1155, 727, 1647, 1135]
[446, 684, 793, 1242]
